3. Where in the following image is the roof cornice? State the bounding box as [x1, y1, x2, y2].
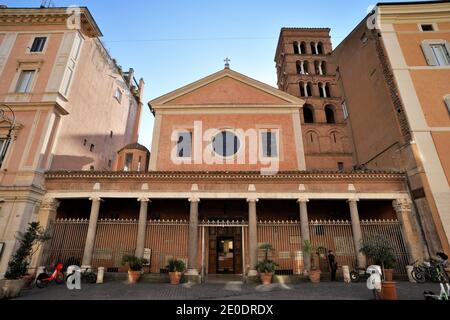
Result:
[0, 7, 102, 37]
[45, 170, 406, 181]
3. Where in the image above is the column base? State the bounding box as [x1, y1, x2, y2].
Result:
[185, 268, 199, 276]
[247, 269, 258, 277]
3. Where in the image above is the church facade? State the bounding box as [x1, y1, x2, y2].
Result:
[38, 66, 424, 281]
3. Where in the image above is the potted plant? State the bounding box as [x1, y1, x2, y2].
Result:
[303, 240, 322, 283]
[121, 255, 148, 283]
[359, 235, 396, 281]
[255, 243, 278, 285]
[1, 222, 50, 299]
[166, 258, 186, 284]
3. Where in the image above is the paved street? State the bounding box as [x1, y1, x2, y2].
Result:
[15, 281, 431, 300]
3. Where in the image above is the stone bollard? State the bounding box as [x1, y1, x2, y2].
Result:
[406, 266, 416, 283]
[342, 266, 351, 283]
[96, 267, 104, 284]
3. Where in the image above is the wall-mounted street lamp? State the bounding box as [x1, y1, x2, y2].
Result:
[0, 104, 16, 168]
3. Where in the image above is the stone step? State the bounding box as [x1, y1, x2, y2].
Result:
[205, 274, 244, 283]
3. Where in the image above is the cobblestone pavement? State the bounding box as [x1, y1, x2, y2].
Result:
[15, 281, 431, 300]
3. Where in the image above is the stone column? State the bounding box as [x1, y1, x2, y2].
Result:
[186, 196, 200, 275]
[247, 198, 259, 276]
[393, 199, 420, 263]
[297, 198, 311, 272]
[135, 198, 150, 258]
[81, 197, 102, 269]
[348, 198, 366, 269]
[30, 198, 60, 270]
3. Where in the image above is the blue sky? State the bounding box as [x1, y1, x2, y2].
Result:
[7, 0, 420, 149]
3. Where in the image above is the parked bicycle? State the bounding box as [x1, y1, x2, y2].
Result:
[35, 262, 65, 288]
[412, 252, 449, 284]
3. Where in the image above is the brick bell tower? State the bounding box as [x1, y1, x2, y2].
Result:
[275, 28, 355, 170]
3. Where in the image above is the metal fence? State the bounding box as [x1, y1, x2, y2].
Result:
[43, 218, 409, 275]
[257, 220, 303, 275]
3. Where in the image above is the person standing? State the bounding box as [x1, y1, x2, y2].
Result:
[328, 250, 338, 281]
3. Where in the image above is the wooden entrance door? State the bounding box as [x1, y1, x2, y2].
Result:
[208, 227, 243, 274]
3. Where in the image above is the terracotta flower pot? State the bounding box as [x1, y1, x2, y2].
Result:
[384, 269, 394, 282]
[0, 279, 26, 299]
[260, 272, 273, 285]
[380, 281, 398, 300]
[309, 270, 321, 283]
[169, 272, 182, 285]
[127, 270, 141, 283]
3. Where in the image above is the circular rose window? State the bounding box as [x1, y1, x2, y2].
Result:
[212, 130, 240, 157]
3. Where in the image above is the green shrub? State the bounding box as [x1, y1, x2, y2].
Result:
[256, 260, 278, 273]
[166, 258, 186, 272]
[121, 255, 148, 271]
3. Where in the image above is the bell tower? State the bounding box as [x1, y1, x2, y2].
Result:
[275, 28, 355, 170]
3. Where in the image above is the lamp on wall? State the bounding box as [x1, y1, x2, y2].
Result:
[0, 104, 16, 168]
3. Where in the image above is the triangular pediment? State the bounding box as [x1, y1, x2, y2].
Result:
[149, 68, 304, 107]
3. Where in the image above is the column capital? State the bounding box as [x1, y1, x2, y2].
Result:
[188, 196, 200, 203]
[89, 196, 103, 202]
[393, 199, 412, 212]
[297, 197, 309, 203]
[246, 197, 259, 203]
[137, 197, 151, 203]
[40, 198, 60, 211]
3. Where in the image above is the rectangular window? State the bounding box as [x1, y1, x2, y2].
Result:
[338, 162, 344, 171]
[430, 44, 450, 66]
[0, 138, 9, 167]
[420, 24, 434, 32]
[114, 88, 123, 103]
[177, 132, 192, 158]
[15, 70, 35, 93]
[125, 153, 133, 171]
[262, 130, 278, 158]
[342, 101, 349, 119]
[30, 37, 47, 52]
[90, 144, 94, 152]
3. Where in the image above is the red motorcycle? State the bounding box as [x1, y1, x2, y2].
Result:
[35, 263, 65, 288]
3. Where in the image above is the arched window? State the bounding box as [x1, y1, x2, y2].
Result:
[318, 82, 325, 98]
[317, 42, 324, 54]
[299, 82, 306, 97]
[303, 61, 309, 74]
[300, 42, 306, 54]
[321, 61, 327, 75]
[310, 42, 317, 55]
[303, 105, 315, 123]
[293, 41, 299, 54]
[325, 105, 335, 124]
[325, 83, 331, 97]
[306, 82, 313, 97]
[296, 61, 302, 75]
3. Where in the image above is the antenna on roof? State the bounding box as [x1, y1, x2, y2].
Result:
[40, 0, 55, 8]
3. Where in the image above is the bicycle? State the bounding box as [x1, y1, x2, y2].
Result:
[35, 263, 65, 288]
[424, 283, 450, 300]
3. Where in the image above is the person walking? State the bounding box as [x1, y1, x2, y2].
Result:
[328, 250, 338, 281]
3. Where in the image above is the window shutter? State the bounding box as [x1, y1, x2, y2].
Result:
[421, 41, 437, 66]
[270, 132, 278, 157]
[445, 95, 450, 114]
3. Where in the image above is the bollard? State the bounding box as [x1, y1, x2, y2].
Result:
[96, 267, 104, 284]
[342, 266, 351, 283]
[406, 266, 416, 283]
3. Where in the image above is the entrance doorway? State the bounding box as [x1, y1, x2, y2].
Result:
[207, 226, 243, 275]
[217, 237, 234, 274]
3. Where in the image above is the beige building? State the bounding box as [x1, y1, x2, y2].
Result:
[0, 6, 143, 278]
[333, 1, 450, 255]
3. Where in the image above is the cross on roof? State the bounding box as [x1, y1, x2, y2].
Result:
[224, 57, 231, 69]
